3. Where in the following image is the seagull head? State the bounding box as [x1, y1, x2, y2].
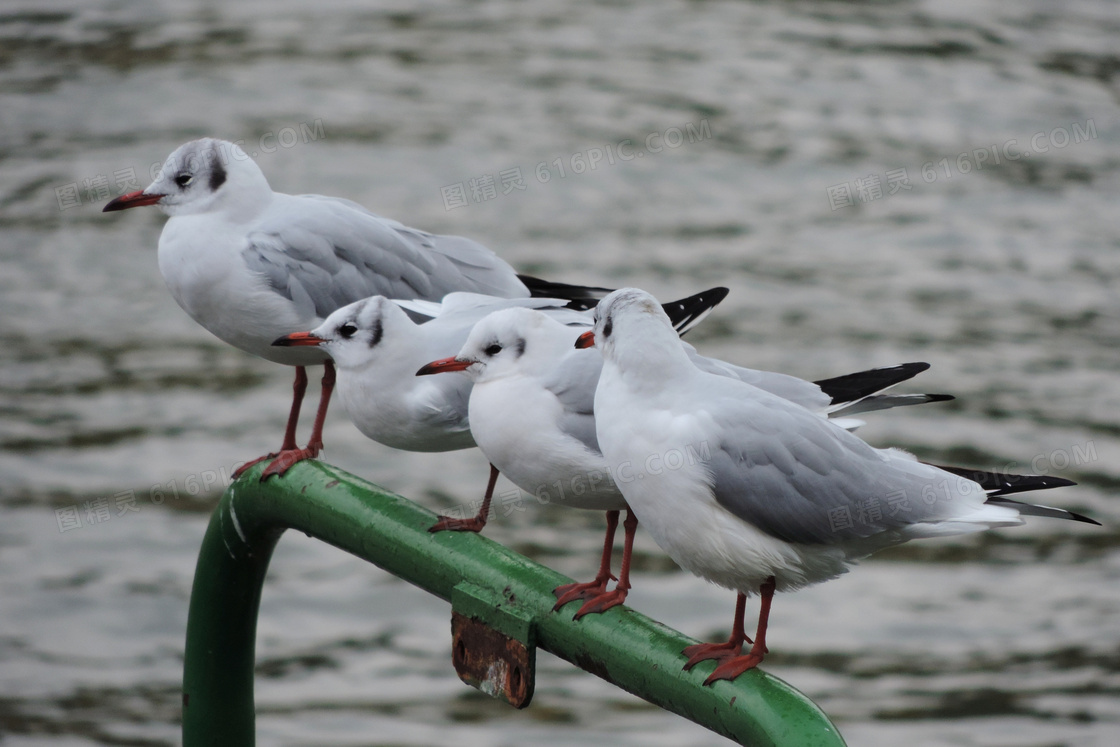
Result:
[579, 288, 673, 357]
[103, 138, 270, 217]
[272, 296, 414, 370]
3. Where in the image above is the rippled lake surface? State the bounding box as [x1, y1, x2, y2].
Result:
[2, 1, 1119, 744]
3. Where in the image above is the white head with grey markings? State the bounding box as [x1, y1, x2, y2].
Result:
[106, 138, 271, 218]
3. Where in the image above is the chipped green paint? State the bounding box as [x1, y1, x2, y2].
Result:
[182, 460, 846, 746]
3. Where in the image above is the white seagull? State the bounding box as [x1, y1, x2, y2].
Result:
[416, 305, 958, 617]
[579, 288, 1099, 682]
[102, 137, 607, 478]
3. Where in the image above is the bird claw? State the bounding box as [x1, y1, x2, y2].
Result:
[232, 453, 279, 479]
[572, 588, 628, 619]
[552, 579, 609, 610]
[260, 447, 319, 480]
[702, 653, 765, 685]
[429, 515, 486, 533]
[681, 639, 751, 670]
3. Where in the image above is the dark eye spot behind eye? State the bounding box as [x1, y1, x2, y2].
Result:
[484, 343, 502, 356]
[602, 318, 613, 338]
[339, 323, 357, 339]
[368, 319, 382, 348]
[209, 159, 227, 191]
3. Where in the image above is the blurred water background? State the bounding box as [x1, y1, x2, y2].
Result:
[2, 1, 1119, 745]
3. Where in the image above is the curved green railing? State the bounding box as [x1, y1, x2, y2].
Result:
[183, 460, 846, 746]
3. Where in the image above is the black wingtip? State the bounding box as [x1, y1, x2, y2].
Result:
[1067, 510, 1103, 526]
[661, 286, 730, 336]
[814, 361, 934, 406]
[934, 464, 1077, 496]
[518, 274, 613, 310]
[701, 286, 730, 304]
[986, 496, 1101, 526]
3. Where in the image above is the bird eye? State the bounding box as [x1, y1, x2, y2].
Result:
[339, 323, 357, 339]
[175, 173, 193, 187]
[484, 343, 502, 356]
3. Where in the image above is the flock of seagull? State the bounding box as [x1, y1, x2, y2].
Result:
[104, 138, 1098, 684]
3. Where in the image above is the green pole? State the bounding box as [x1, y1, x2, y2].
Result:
[183, 460, 845, 746]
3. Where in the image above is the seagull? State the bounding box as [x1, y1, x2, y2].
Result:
[417, 306, 635, 617]
[416, 305, 957, 617]
[102, 137, 607, 478]
[577, 288, 1100, 682]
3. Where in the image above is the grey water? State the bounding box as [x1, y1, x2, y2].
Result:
[1, 0, 1119, 745]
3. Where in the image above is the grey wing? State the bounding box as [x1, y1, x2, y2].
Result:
[241, 194, 527, 321]
[390, 298, 443, 321]
[701, 386, 984, 545]
[685, 346, 832, 413]
[413, 293, 587, 326]
[387, 218, 529, 296]
[418, 376, 473, 435]
[540, 350, 604, 455]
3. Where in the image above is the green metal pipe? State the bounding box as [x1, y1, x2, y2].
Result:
[183, 460, 845, 746]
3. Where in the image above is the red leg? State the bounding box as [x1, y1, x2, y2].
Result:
[553, 510, 620, 609]
[703, 576, 776, 684]
[262, 361, 335, 479]
[682, 592, 750, 670]
[573, 508, 639, 618]
[233, 366, 308, 478]
[304, 359, 335, 454]
[430, 463, 499, 533]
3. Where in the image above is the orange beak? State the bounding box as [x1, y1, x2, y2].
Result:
[416, 356, 473, 376]
[272, 331, 326, 347]
[102, 190, 165, 212]
[574, 331, 596, 349]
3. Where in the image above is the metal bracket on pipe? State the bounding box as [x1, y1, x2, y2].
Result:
[450, 582, 537, 708]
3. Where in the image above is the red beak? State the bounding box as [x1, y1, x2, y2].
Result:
[574, 331, 596, 349]
[272, 331, 326, 347]
[416, 356, 473, 376]
[102, 190, 165, 212]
